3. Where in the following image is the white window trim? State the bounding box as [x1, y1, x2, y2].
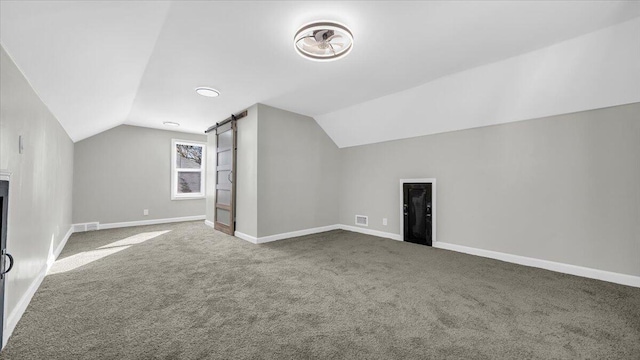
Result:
[171, 139, 206, 200]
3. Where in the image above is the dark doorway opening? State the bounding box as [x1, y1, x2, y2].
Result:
[1, 180, 15, 348]
[403, 183, 433, 246]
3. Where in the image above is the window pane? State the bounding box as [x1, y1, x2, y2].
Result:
[176, 144, 202, 169]
[177, 172, 201, 193]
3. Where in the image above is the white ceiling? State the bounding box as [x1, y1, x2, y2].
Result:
[1, 1, 639, 142]
[316, 17, 640, 147]
[0, 1, 171, 141]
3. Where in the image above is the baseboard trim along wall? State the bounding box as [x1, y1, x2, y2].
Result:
[217, 222, 639, 288]
[230, 224, 399, 244]
[205, 221, 261, 244]
[344, 228, 640, 288]
[233, 231, 258, 244]
[257, 225, 341, 244]
[339, 225, 403, 241]
[3, 263, 47, 348]
[3, 225, 74, 348]
[233, 226, 343, 244]
[433, 241, 640, 288]
[74, 215, 206, 232]
[51, 226, 74, 265]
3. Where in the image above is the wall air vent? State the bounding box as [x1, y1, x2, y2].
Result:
[86, 222, 99, 231]
[355, 215, 368, 227]
[74, 222, 100, 232]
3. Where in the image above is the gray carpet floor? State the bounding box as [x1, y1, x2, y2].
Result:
[1, 221, 639, 359]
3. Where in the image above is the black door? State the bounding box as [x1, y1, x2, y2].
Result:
[403, 183, 432, 246]
[0, 180, 15, 348]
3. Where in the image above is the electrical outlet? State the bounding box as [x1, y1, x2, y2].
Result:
[383, 218, 388, 226]
[143, 209, 149, 216]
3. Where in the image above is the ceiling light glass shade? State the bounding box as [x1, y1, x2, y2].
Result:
[294, 21, 353, 61]
[163, 121, 180, 127]
[195, 87, 220, 97]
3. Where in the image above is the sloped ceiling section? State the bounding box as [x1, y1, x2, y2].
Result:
[316, 17, 640, 148]
[1, 1, 639, 143]
[0, 1, 171, 141]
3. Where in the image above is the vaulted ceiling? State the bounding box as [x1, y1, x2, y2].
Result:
[1, 1, 639, 143]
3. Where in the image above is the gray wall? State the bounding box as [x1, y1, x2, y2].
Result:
[339, 103, 640, 276]
[257, 104, 340, 237]
[73, 125, 206, 224]
[0, 47, 74, 321]
[205, 104, 340, 238]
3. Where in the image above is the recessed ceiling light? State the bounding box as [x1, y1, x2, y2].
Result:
[195, 87, 220, 97]
[294, 21, 353, 61]
[163, 121, 180, 127]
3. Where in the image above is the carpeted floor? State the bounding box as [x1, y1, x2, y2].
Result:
[1, 221, 639, 359]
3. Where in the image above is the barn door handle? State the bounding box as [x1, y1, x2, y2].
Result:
[403, 204, 408, 216]
[1, 249, 14, 279]
[228, 171, 233, 184]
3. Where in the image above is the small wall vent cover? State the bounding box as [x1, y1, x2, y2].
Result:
[86, 222, 99, 231]
[73, 222, 100, 232]
[355, 215, 368, 227]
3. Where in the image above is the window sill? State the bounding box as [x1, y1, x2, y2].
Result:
[171, 195, 205, 201]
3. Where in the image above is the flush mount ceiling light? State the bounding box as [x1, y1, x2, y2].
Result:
[294, 21, 353, 61]
[163, 121, 180, 127]
[195, 87, 220, 97]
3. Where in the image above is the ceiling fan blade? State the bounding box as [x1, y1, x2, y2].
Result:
[328, 43, 337, 56]
[327, 34, 343, 41]
[295, 35, 313, 45]
[303, 37, 318, 46]
[330, 42, 344, 48]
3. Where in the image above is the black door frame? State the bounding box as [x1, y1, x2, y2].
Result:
[0, 179, 9, 349]
[399, 178, 436, 244]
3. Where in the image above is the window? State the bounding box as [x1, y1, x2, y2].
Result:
[171, 139, 206, 200]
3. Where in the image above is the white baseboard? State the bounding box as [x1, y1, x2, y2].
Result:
[3, 263, 47, 348]
[256, 225, 341, 244]
[234, 231, 258, 244]
[201, 221, 638, 288]
[52, 226, 74, 260]
[204, 220, 215, 228]
[335, 227, 639, 288]
[338, 224, 402, 241]
[230, 224, 399, 244]
[231, 225, 341, 245]
[74, 215, 206, 231]
[3, 224, 74, 348]
[433, 241, 640, 288]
